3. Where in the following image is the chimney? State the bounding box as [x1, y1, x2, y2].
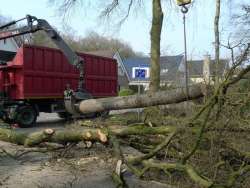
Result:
[203, 54, 211, 83]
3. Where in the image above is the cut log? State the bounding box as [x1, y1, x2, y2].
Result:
[77, 85, 204, 114]
[0, 125, 178, 147]
[0, 128, 108, 147]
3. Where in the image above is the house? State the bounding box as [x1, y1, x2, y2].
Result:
[188, 55, 229, 84]
[82, 51, 229, 90]
[85, 50, 129, 90]
[122, 55, 185, 90]
[0, 38, 19, 63]
[0, 35, 32, 63]
[122, 54, 229, 90]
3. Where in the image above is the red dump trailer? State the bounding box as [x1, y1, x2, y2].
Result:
[0, 45, 117, 126]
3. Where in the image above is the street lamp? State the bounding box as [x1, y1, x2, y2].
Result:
[176, 0, 191, 97]
[176, 0, 191, 6]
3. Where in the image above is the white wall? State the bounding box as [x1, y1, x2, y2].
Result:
[0, 38, 18, 52]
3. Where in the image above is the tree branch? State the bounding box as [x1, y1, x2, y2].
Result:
[142, 160, 214, 188]
[129, 131, 176, 165]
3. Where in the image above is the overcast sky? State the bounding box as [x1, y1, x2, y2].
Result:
[0, 0, 247, 60]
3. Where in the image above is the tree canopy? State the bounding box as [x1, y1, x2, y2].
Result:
[32, 30, 141, 58]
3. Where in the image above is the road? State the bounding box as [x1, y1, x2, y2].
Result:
[0, 113, 171, 188]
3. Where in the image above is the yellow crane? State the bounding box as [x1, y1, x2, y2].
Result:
[176, 0, 191, 6]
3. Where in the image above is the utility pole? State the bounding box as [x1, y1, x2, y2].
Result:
[176, 0, 191, 97]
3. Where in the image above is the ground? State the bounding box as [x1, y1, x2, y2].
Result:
[0, 112, 170, 188]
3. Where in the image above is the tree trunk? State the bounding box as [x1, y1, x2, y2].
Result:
[149, 0, 163, 92]
[0, 125, 178, 147]
[77, 85, 204, 114]
[0, 128, 108, 147]
[214, 0, 221, 87]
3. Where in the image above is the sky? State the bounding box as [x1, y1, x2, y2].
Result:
[0, 0, 247, 60]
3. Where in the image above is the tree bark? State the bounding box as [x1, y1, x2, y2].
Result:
[0, 128, 108, 147]
[214, 0, 221, 87]
[0, 125, 178, 147]
[77, 85, 204, 114]
[142, 160, 214, 188]
[149, 0, 163, 92]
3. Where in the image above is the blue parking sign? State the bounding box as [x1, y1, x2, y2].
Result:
[135, 69, 146, 78]
[132, 67, 149, 79]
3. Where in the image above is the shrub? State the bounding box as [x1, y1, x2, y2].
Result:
[119, 88, 135, 96]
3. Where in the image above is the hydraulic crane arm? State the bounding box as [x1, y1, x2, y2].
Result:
[0, 15, 84, 91]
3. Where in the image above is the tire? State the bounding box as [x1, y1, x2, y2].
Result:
[83, 112, 97, 119]
[97, 111, 110, 118]
[15, 105, 37, 128]
[57, 112, 72, 119]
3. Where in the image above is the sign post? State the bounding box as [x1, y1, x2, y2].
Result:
[132, 67, 149, 121]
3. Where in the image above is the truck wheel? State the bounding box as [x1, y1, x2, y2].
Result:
[57, 112, 72, 119]
[96, 111, 110, 118]
[100, 110, 109, 118]
[15, 105, 37, 128]
[83, 112, 97, 119]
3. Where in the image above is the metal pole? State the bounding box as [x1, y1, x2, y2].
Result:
[137, 66, 141, 121]
[137, 83, 140, 121]
[183, 13, 189, 96]
[181, 5, 189, 97]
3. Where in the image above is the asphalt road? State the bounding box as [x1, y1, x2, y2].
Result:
[37, 112, 63, 123]
[0, 112, 173, 188]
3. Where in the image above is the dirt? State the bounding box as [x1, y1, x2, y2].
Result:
[0, 141, 171, 188]
[0, 113, 171, 188]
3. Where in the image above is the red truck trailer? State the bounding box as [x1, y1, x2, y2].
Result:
[0, 45, 117, 126]
[0, 15, 118, 127]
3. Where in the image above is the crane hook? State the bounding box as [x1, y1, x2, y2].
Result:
[181, 5, 189, 14]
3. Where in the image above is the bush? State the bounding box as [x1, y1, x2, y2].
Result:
[119, 88, 135, 96]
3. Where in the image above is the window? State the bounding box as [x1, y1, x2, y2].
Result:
[161, 68, 168, 75]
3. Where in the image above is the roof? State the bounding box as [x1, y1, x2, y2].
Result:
[123, 55, 184, 82]
[85, 50, 116, 58]
[0, 50, 16, 62]
[188, 59, 229, 77]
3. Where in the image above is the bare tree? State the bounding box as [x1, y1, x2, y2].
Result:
[234, 3, 250, 40]
[149, 0, 163, 92]
[77, 31, 140, 58]
[239, 4, 250, 28]
[214, 0, 221, 87]
[32, 29, 140, 58]
[220, 36, 244, 65]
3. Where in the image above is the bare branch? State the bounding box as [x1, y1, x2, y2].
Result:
[118, 0, 133, 25]
[100, 0, 119, 18]
[99, 0, 143, 27]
